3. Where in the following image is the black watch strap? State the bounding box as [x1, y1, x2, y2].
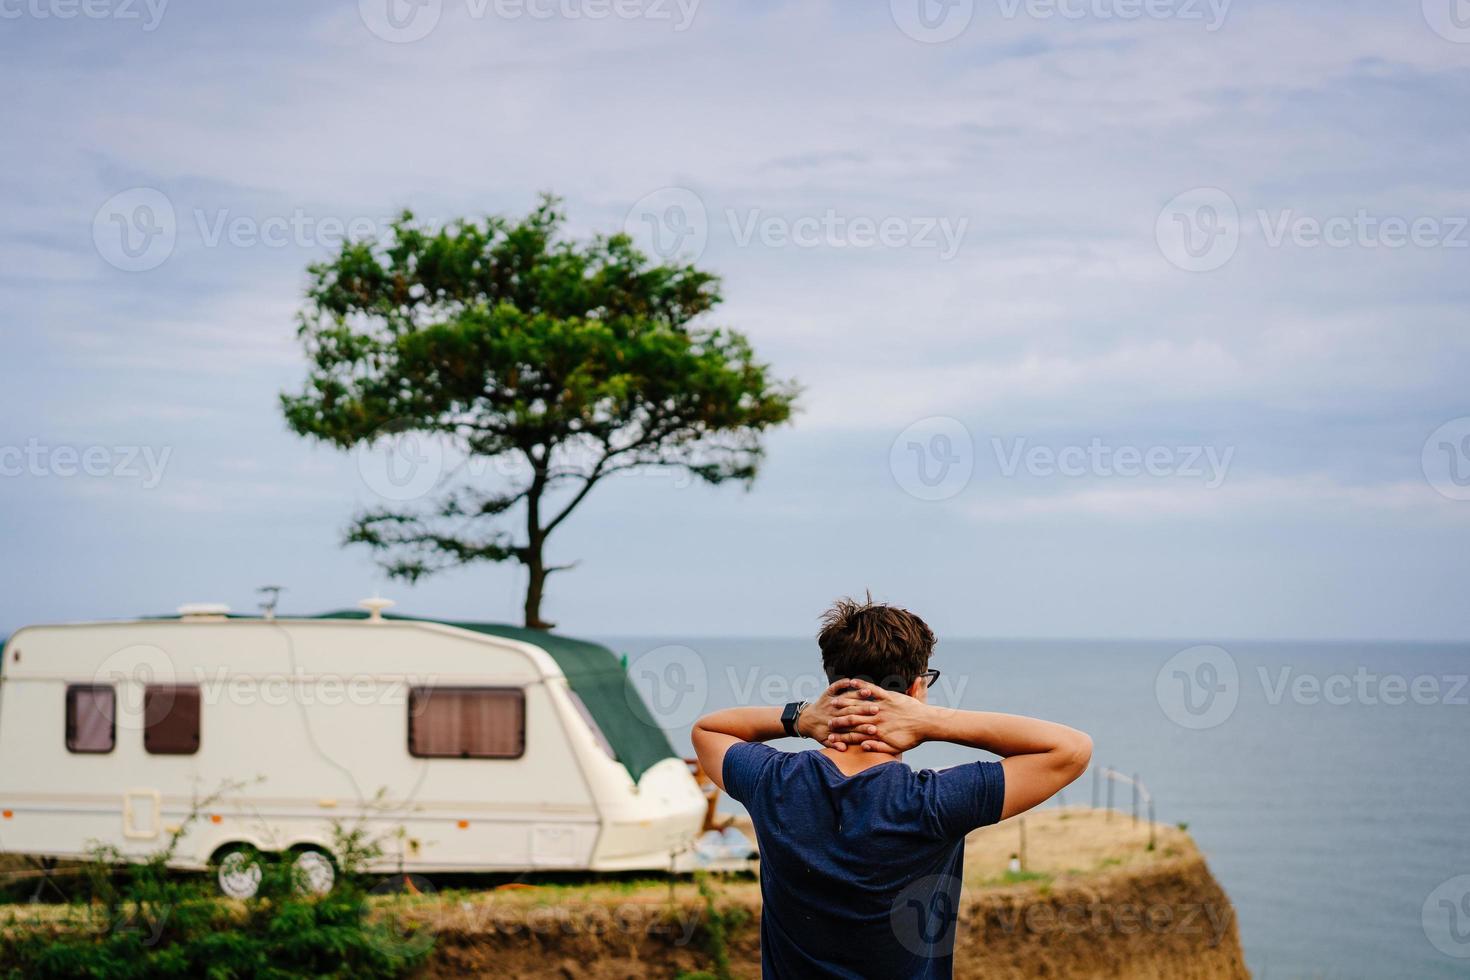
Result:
[781, 701, 808, 739]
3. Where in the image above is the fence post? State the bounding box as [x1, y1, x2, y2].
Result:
[1133, 772, 1140, 826]
[1091, 765, 1099, 810]
[1105, 769, 1114, 820]
[1148, 798, 1156, 850]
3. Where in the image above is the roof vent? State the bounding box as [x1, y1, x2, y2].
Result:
[178, 603, 231, 621]
[359, 596, 396, 623]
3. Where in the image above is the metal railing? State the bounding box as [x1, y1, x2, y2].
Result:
[1091, 765, 1157, 850]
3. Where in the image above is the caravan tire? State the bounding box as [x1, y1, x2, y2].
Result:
[290, 847, 337, 896]
[215, 846, 265, 900]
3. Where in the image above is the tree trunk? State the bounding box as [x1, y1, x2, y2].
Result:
[523, 461, 553, 630]
[523, 551, 551, 630]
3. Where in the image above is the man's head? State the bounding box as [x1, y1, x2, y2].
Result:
[817, 595, 936, 699]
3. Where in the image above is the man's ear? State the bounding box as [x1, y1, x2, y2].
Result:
[907, 677, 928, 701]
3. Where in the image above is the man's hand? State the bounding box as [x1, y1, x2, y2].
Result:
[831, 690, 1095, 820]
[796, 679, 883, 750]
[822, 684, 937, 754]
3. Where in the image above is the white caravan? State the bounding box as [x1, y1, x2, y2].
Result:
[0, 602, 709, 895]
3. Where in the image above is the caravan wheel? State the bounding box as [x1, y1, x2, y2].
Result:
[215, 847, 264, 900]
[291, 848, 337, 896]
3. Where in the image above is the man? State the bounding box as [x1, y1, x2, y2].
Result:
[691, 596, 1092, 979]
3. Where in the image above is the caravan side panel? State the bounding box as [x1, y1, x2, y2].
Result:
[0, 620, 603, 871]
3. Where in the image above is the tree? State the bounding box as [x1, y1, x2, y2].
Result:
[281, 195, 798, 629]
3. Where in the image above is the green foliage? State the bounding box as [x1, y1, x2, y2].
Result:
[685, 874, 747, 980]
[0, 820, 431, 980]
[280, 194, 799, 627]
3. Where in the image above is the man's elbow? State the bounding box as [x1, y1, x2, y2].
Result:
[1062, 731, 1093, 779]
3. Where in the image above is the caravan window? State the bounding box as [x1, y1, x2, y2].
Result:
[408, 687, 524, 759]
[143, 685, 201, 755]
[66, 684, 116, 754]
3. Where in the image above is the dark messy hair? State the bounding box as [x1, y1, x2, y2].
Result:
[817, 594, 936, 692]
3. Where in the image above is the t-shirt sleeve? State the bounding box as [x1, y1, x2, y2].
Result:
[721, 742, 779, 805]
[925, 761, 1007, 840]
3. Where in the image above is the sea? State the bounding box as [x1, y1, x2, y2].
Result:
[603, 636, 1470, 980]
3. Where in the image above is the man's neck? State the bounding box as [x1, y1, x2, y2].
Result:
[819, 745, 903, 777]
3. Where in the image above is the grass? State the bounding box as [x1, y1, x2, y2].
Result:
[997, 870, 1053, 885]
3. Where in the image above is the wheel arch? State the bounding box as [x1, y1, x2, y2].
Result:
[207, 837, 271, 864]
[283, 836, 338, 860]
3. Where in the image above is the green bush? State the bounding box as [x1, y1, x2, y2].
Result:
[0, 819, 432, 979]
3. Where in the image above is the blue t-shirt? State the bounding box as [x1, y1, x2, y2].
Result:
[723, 744, 1006, 979]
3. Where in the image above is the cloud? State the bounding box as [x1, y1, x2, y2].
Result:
[2, 0, 1467, 637]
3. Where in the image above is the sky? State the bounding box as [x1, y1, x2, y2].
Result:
[2, 0, 1469, 641]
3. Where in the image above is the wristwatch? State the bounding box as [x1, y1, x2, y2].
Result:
[781, 701, 809, 739]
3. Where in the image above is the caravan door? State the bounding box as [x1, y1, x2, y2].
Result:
[120, 683, 200, 845]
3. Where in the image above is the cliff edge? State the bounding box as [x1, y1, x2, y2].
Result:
[419, 808, 1249, 979]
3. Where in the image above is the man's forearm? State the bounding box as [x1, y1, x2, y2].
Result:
[922, 707, 1091, 761]
[693, 706, 790, 743]
[919, 707, 1092, 821]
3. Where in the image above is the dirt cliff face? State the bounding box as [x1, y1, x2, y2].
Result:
[952, 851, 1248, 979]
[417, 809, 1250, 979]
[946, 808, 1249, 979]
